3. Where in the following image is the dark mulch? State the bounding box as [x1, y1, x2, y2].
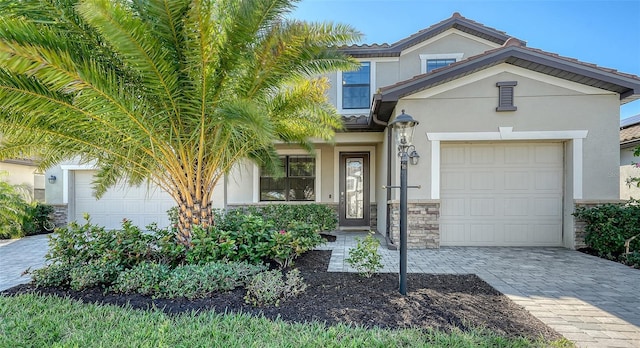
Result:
[2, 248, 561, 341]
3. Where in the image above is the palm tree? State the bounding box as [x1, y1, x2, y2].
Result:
[0, 0, 360, 246]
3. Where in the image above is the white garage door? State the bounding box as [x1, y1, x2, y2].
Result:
[440, 142, 563, 246]
[73, 171, 175, 229]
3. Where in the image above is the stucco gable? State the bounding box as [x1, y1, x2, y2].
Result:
[341, 12, 513, 58]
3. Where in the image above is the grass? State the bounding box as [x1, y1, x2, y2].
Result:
[0, 294, 573, 347]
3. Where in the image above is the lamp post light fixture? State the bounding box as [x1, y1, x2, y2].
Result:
[388, 110, 419, 295]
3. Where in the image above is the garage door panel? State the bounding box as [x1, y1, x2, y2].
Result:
[532, 224, 561, 244]
[535, 145, 563, 163]
[470, 198, 495, 216]
[441, 171, 466, 190]
[504, 224, 529, 243]
[470, 146, 495, 164]
[440, 142, 563, 247]
[535, 171, 562, 190]
[471, 171, 495, 190]
[73, 171, 174, 230]
[504, 171, 530, 190]
[504, 198, 528, 216]
[504, 146, 529, 164]
[533, 197, 562, 216]
[442, 147, 466, 164]
[469, 224, 495, 242]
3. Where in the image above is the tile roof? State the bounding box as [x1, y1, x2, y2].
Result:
[340, 12, 514, 57]
[621, 114, 640, 145]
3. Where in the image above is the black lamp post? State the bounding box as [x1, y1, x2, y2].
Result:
[388, 110, 419, 295]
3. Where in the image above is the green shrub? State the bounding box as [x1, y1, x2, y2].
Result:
[111, 262, 172, 296]
[69, 259, 123, 290]
[244, 269, 307, 307]
[573, 201, 640, 258]
[0, 172, 30, 239]
[22, 203, 55, 236]
[622, 251, 640, 269]
[270, 221, 325, 268]
[30, 263, 73, 288]
[161, 261, 266, 299]
[345, 232, 383, 278]
[243, 204, 338, 232]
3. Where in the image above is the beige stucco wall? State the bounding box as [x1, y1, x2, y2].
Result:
[393, 64, 620, 202]
[0, 162, 38, 187]
[397, 30, 499, 81]
[620, 146, 640, 199]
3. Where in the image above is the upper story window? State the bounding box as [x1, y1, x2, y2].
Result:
[419, 53, 464, 74]
[259, 156, 315, 201]
[426, 58, 457, 73]
[342, 62, 370, 109]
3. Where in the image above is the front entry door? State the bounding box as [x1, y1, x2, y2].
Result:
[339, 152, 370, 227]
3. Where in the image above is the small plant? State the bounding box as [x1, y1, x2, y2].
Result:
[112, 262, 171, 296]
[30, 263, 73, 288]
[160, 261, 266, 299]
[345, 232, 383, 278]
[244, 269, 307, 307]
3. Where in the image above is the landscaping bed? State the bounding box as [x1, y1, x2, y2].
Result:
[3, 249, 562, 342]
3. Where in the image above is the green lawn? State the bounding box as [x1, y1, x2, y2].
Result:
[0, 294, 573, 347]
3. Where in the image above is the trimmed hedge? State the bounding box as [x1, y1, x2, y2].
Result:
[573, 200, 640, 268]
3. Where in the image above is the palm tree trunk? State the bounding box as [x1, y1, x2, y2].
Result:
[176, 197, 213, 247]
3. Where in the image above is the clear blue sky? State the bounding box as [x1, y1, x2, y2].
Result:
[290, 0, 640, 120]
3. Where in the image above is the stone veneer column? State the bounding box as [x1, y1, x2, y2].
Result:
[51, 204, 68, 227]
[389, 200, 440, 249]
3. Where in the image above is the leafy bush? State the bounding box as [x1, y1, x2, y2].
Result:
[345, 232, 383, 278]
[158, 261, 265, 299]
[33, 216, 156, 288]
[31, 263, 73, 287]
[271, 221, 324, 268]
[622, 251, 640, 269]
[69, 259, 123, 290]
[0, 172, 30, 239]
[112, 262, 172, 296]
[573, 201, 640, 258]
[244, 269, 307, 307]
[22, 203, 55, 236]
[243, 204, 338, 232]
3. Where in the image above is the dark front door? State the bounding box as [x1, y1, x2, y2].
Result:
[339, 152, 370, 227]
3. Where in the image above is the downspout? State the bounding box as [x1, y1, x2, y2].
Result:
[370, 94, 396, 250]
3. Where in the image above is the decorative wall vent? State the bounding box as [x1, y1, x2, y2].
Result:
[496, 81, 517, 111]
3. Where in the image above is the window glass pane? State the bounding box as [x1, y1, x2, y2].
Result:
[287, 178, 315, 201]
[288, 156, 315, 177]
[260, 177, 286, 201]
[342, 62, 370, 109]
[426, 58, 456, 72]
[343, 86, 370, 109]
[261, 157, 286, 177]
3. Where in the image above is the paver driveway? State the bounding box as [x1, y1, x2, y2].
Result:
[2, 232, 639, 347]
[319, 233, 640, 348]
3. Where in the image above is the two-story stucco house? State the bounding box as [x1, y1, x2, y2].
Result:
[46, 13, 640, 249]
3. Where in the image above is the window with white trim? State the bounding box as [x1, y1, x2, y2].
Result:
[259, 156, 315, 201]
[419, 53, 464, 74]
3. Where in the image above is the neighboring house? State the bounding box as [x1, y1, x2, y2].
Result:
[620, 114, 640, 199]
[0, 158, 45, 202]
[46, 13, 640, 249]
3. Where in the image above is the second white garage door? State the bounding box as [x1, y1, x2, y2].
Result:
[439, 142, 563, 246]
[73, 171, 175, 230]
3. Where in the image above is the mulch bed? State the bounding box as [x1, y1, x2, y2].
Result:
[2, 243, 562, 341]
